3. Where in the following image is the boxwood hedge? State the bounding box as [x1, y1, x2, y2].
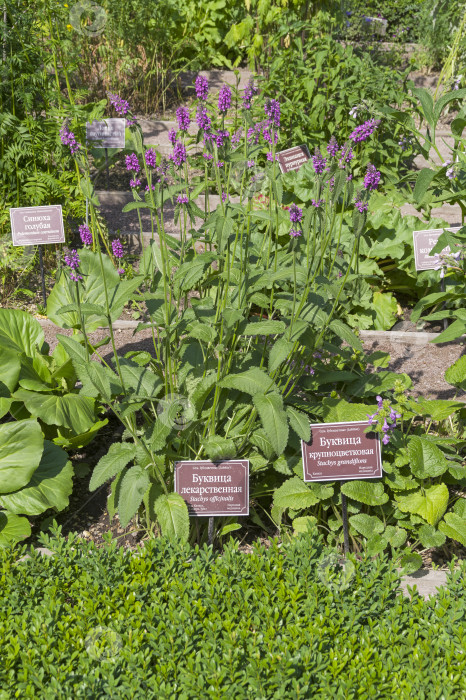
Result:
[1, 530, 466, 699]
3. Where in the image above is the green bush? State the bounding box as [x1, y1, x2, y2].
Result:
[2, 530, 466, 698]
[344, 0, 427, 42]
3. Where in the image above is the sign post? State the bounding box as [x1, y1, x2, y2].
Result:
[413, 227, 461, 333]
[175, 459, 249, 546]
[10, 205, 65, 306]
[86, 119, 126, 191]
[277, 145, 310, 174]
[301, 421, 382, 554]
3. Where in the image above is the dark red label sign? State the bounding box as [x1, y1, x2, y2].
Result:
[86, 118, 126, 148]
[174, 460, 249, 516]
[413, 228, 458, 271]
[10, 205, 65, 246]
[301, 421, 382, 482]
[277, 145, 310, 174]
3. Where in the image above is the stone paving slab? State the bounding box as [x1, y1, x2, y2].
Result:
[399, 569, 448, 599]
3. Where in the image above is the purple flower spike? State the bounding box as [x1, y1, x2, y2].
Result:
[264, 98, 280, 127]
[145, 148, 157, 168]
[289, 203, 303, 223]
[177, 194, 189, 204]
[382, 434, 390, 445]
[117, 268, 125, 275]
[129, 178, 141, 188]
[218, 84, 232, 113]
[349, 118, 381, 143]
[338, 143, 354, 168]
[112, 239, 124, 259]
[242, 79, 259, 110]
[364, 164, 381, 191]
[289, 228, 302, 238]
[168, 128, 177, 146]
[125, 153, 140, 173]
[312, 148, 327, 175]
[195, 75, 209, 101]
[60, 124, 80, 155]
[196, 105, 211, 132]
[176, 106, 191, 132]
[170, 141, 187, 167]
[79, 223, 92, 246]
[64, 249, 80, 270]
[327, 136, 339, 157]
[354, 197, 368, 213]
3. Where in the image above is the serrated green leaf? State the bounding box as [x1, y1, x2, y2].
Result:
[407, 436, 450, 478]
[439, 512, 466, 545]
[341, 481, 388, 506]
[396, 483, 449, 526]
[286, 406, 311, 442]
[118, 466, 150, 527]
[153, 492, 189, 542]
[219, 368, 276, 396]
[90, 442, 137, 491]
[253, 392, 289, 456]
[418, 524, 446, 548]
[273, 476, 319, 509]
[349, 513, 384, 539]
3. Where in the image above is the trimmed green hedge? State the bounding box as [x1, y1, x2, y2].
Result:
[345, 0, 427, 42]
[1, 530, 466, 698]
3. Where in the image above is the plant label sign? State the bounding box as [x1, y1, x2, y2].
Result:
[277, 145, 310, 174]
[413, 228, 460, 271]
[301, 421, 382, 482]
[10, 205, 65, 246]
[86, 118, 126, 148]
[175, 460, 249, 517]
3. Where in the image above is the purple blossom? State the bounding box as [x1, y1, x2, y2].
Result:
[177, 194, 189, 204]
[195, 75, 209, 101]
[267, 152, 275, 161]
[117, 268, 125, 275]
[311, 199, 324, 208]
[79, 223, 92, 246]
[145, 184, 156, 192]
[247, 160, 255, 168]
[215, 130, 229, 148]
[170, 141, 187, 167]
[242, 79, 259, 110]
[203, 152, 213, 160]
[338, 143, 354, 168]
[231, 128, 243, 146]
[112, 239, 124, 259]
[145, 149, 157, 168]
[349, 118, 381, 143]
[289, 204, 303, 223]
[217, 161, 224, 168]
[264, 99, 280, 127]
[125, 153, 140, 173]
[176, 106, 191, 132]
[64, 249, 81, 270]
[130, 178, 141, 188]
[364, 164, 381, 191]
[218, 84, 232, 113]
[108, 93, 136, 126]
[346, 174, 353, 181]
[196, 105, 211, 132]
[60, 124, 80, 155]
[312, 148, 327, 175]
[247, 122, 264, 144]
[289, 228, 301, 238]
[354, 197, 368, 213]
[168, 128, 177, 146]
[376, 395, 383, 409]
[327, 136, 339, 157]
[221, 191, 227, 203]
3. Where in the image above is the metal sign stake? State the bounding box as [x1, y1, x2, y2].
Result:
[38, 244, 47, 305]
[105, 147, 109, 190]
[440, 276, 448, 331]
[341, 490, 350, 555]
[207, 516, 214, 546]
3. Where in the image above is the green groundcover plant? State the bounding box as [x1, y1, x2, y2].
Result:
[2, 530, 466, 698]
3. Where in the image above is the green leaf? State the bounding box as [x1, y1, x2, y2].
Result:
[174, 253, 216, 291]
[292, 515, 317, 535]
[416, 398, 465, 421]
[0, 420, 43, 494]
[0, 512, 31, 548]
[372, 291, 398, 331]
[219, 368, 276, 396]
[322, 398, 372, 423]
[90, 442, 137, 491]
[203, 436, 237, 461]
[328, 320, 362, 351]
[268, 337, 294, 373]
[118, 359, 163, 399]
[413, 87, 434, 129]
[445, 355, 466, 389]
[349, 513, 384, 539]
[0, 346, 21, 391]
[219, 523, 242, 537]
[286, 406, 311, 442]
[0, 308, 45, 356]
[118, 466, 150, 528]
[439, 512, 466, 546]
[418, 524, 446, 548]
[241, 320, 285, 336]
[12, 389, 96, 434]
[396, 484, 449, 525]
[413, 168, 436, 205]
[0, 441, 72, 515]
[399, 551, 423, 574]
[253, 392, 289, 456]
[407, 436, 450, 478]
[341, 481, 388, 506]
[434, 88, 466, 125]
[153, 493, 189, 542]
[273, 476, 320, 510]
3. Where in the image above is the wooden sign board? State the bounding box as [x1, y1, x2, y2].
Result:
[10, 205, 65, 246]
[86, 118, 126, 148]
[301, 421, 382, 482]
[174, 460, 249, 517]
[277, 145, 310, 174]
[413, 228, 460, 271]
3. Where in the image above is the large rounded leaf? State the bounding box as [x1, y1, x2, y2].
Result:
[0, 511, 31, 547]
[0, 346, 21, 391]
[0, 420, 43, 494]
[12, 389, 96, 434]
[0, 441, 72, 515]
[153, 492, 189, 542]
[0, 309, 44, 356]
